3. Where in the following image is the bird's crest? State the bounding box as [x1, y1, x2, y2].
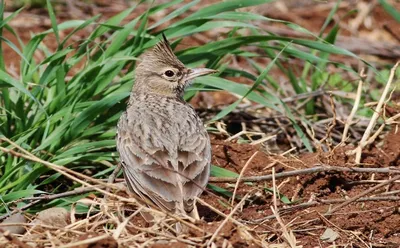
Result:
[150, 34, 185, 69]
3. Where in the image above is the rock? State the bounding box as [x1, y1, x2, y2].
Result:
[30, 207, 70, 232]
[0, 213, 27, 234]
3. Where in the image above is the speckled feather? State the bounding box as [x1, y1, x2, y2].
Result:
[116, 37, 211, 218]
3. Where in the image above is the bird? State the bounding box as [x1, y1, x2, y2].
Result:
[116, 35, 216, 227]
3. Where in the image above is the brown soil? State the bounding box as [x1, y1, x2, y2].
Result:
[199, 128, 400, 247]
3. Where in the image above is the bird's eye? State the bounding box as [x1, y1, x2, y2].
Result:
[165, 70, 175, 77]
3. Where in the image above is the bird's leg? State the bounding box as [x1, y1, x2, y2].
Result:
[101, 163, 122, 213]
[107, 163, 122, 186]
[189, 201, 200, 220]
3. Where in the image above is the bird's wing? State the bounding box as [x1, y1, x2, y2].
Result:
[177, 131, 211, 212]
[116, 111, 210, 215]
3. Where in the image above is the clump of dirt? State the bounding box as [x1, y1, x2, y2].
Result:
[211, 135, 274, 174]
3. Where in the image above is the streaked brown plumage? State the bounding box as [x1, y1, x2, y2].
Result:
[116, 35, 216, 223]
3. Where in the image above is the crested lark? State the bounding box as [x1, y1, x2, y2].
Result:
[116, 35, 216, 223]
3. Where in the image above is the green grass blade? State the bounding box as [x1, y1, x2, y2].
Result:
[207, 184, 233, 198]
[319, 0, 341, 36]
[210, 165, 239, 178]
[379, 0, 400, 22]
[0, 70, 45, 113]
[104, 18, 139, 58]
[60, 15, 101, 47]
[0, 1, 4, 71]
[68, 93, 127, 140]
[171, 0, 275, 28]
[46, 0, 60, 48]
[149, 0, 199, 30]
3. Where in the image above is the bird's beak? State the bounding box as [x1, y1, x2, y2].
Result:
[186, 68, 218, 81]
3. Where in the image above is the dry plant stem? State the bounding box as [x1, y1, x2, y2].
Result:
[102, 163, 122, 211]
[22, 186, 102, 201]
[0, 138, 202, 233]
[225, 130, 263, 142]
[272, 168, 278, 213]
[0, 228, 33, 248]
[341, 69, 364, 143]
[0, 137, 121, 191]
[351, 61, 399, 163]
[364, 113, 400, 148]
[325, 174, 400, 215]
[319, 94, 337, 149]
[379, 189, 400, 196]
[270, 168, 297, 247]
[58, 234, 111, 248]
[209, 164, 400, 183]
[207, 193, 250, 247]
[386, 112, 400, 124]
[364, 122, 386, 146]
[231, 151, 258, 205]
[301, 120, 319, 149]
[345, 180, 400, 186]
[273, 196, 400, 216]
[70, 203, 76, 224]
[0, 146, 121, 194]
[283, 89, 326, 103]
[113, 207, 143, 239]
[0, 187, 102, 221]
[250, 135, 276, 145]
[108, 163, 122, 186]
[127, 225, 200, 246]
[383, 24, 400, 42]
[0, 222, 87, 235]
[0, 200, 41, 222]
[252, 196, 400, 224]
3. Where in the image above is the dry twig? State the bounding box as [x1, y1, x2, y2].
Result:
[325, 174, 400, 215]
[209, 164, 400, 183]
[231, 151, 258, 205]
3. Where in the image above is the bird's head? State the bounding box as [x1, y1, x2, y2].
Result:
[133, 35, 217, 98]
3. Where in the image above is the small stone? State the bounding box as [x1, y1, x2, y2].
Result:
[320, 228, 339, 242]
[0, 213, 27, 234]
[30, 207, 70, 232]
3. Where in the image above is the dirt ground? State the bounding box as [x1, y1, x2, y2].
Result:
[200, 129, 400, 247]
[1, 0, 400, 247]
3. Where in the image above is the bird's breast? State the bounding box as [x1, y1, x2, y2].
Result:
[126, 97, 205, 153]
